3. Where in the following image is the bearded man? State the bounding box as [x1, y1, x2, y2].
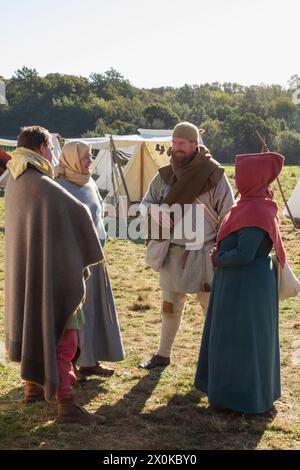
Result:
[139, 121, 235, 370]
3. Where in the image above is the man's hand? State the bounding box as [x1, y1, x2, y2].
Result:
[210, 245, 219, 267]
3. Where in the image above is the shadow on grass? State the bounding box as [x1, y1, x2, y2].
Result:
[90, 370, 275, 450]
[0, 372, 276, 450]
[141, 391, 276, 450]
[96, 368, 165, 419]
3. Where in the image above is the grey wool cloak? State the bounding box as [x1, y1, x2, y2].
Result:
[5, 168, 103, 400]
[57, 178, 125, 365]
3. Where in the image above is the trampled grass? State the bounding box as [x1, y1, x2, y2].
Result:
[0, 165, 299, 450]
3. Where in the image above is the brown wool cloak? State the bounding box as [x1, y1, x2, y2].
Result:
[5, 168, 103, 400]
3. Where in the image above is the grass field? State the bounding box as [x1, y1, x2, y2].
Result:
[0, 165, 299, 450]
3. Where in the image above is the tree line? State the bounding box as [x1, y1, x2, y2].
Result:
[0, 67, 300, 164]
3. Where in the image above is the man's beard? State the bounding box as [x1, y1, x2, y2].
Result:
[172, 149, 197, 167]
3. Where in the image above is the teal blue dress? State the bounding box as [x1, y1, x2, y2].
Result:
[195, 227, 280, 414]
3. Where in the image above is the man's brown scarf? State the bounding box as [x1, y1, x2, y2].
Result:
[160, 145, 224, 206]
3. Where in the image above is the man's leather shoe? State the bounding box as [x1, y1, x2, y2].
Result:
[138, 354, 170, 370]
[79, 362, 114, 377]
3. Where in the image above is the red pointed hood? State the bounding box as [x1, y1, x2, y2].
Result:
[217, 152, 286, 266]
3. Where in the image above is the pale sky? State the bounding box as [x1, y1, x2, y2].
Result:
[0, 0, 298, 88]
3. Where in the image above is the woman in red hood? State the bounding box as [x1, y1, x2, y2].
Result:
[195, 152, 285, 414]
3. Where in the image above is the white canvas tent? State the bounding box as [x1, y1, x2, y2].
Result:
[0, 138, 17, 150]
[137, 128, 173, 138]
[106, 138, 171, 202]
[283, 179, 300, 219]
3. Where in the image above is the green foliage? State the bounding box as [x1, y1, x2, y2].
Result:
[1, 68, 300, 163]
[276, 131, 300, 164]
[142, 103, 179, 128]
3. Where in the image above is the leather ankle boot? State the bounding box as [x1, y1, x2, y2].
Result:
[56, 398, 106, 425]
[24, 381, 45, 403]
